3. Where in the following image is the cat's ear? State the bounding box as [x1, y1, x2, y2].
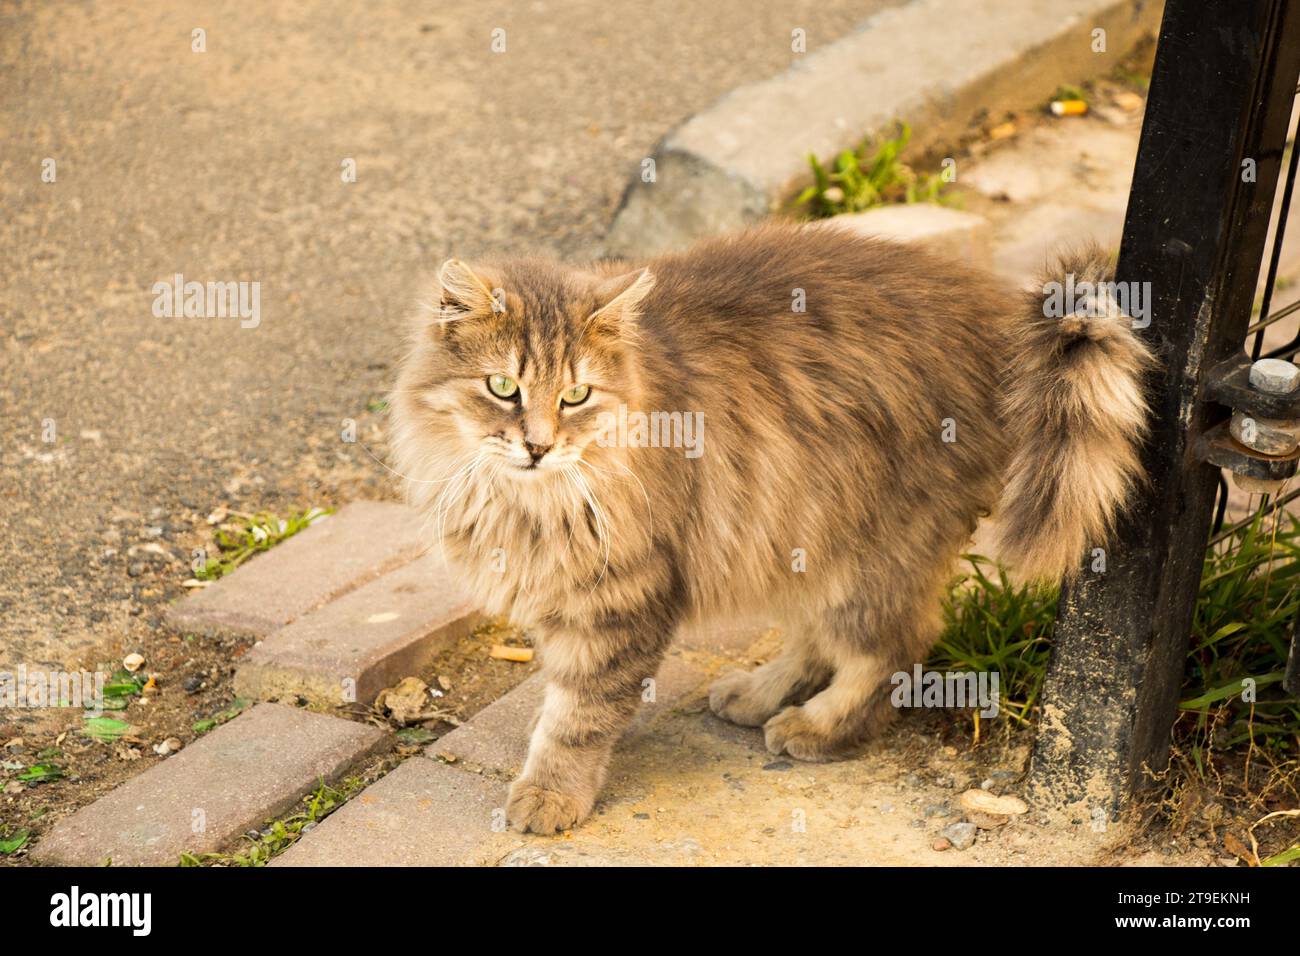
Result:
[435, 258, 499, 323]
[588, 268, 655, 335]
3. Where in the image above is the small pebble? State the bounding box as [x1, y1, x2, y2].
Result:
[762, 760, 793, 772]
[932, 837, 952, 852]
[940, 822, 978, 850]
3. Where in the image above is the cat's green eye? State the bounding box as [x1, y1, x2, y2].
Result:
[560, 384, 591, 407]
[487, 374, 519, 400]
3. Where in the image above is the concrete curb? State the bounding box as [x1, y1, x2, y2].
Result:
[604, 0, 1160, 258]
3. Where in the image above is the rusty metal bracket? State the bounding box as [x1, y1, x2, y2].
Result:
[1196, 420, 1300, 482]
[1198, 355, 1300, 492]
[1204, 355, 1300, 419]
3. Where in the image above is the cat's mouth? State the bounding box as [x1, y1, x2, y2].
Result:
[499, 455, 554, 475]
[502, 455, 576, 475]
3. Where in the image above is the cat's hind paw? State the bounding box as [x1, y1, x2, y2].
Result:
[763, 706, 842, 762]
[708, 669, 783, 727]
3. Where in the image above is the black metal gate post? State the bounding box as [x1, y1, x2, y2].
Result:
[1026, 0, 1300, 820]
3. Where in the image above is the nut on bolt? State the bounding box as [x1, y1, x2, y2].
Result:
[1231, 358, 1300, 494]
[1248, 357, 1300, 394]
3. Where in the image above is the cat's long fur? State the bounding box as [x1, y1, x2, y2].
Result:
[390, 222, 1154, 834]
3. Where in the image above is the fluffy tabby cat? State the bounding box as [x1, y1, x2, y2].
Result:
[390, 222, 1154, 835]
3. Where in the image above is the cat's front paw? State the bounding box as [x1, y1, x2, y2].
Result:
[506, 779, 591, 835]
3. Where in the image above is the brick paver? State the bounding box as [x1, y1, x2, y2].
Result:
[31, 704, 389, 866]
[233, 552, 479, 708]
[165, 501, 427, 639]
[429, 673, 545, 774]
[271, 757, 507, 866]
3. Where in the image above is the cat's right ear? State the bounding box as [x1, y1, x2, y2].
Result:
[435, 258, 498, 325]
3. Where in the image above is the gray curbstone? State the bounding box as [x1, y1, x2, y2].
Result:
[604, 0, 1160, 258]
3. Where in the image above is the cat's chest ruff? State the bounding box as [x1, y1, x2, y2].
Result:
[447, 494, 601, 617]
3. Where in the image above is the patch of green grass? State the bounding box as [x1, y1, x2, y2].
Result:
[93, 668, 146, 712]
[930, 510, 1300, 771]
[1264, 843, 1300, 866]
[1112, 63, 1150, 92]
[929, 555, 1056, 726]
[795, 122, 950, 219]
[16, 763, 63, 785]
[82, 716, 134, 743]
[1051, 83, 1090, 105]
[1179, 511, 1300, 772]
[195, 508, 332, 581]
[192, 697, 250, 736]
[0, 828, 31, 855]
[395, 726, 437, 746]
[179, 776, 364, 866]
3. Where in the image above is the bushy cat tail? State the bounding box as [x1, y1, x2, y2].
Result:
[992, 246, 1157, 582]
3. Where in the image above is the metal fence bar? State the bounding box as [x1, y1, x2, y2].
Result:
[1026, 0, 1300, 819]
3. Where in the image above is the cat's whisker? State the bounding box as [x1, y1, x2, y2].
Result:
[410, 449, 482, 551]
[433, 453, 487, 562]
[439, 458, 485, 558]
[559, 467, 582, 558]
[573, 456, 652, 533]
[561, 466, 600, 587]
[568, 465, 611, 589]
[360, 441, 480, 486]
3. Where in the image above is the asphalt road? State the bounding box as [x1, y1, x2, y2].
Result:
[0, 0, 901, 669]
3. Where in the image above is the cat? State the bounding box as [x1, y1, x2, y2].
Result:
[390, 222, 1154, 835]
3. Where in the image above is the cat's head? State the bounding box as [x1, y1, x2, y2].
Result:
[393, 256, 654, 486]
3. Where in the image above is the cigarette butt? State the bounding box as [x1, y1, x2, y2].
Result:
[490, 644, 534, 662]
[1050, 99, 1088, 117]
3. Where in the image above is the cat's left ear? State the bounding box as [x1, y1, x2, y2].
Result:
[588, 268, 655, 334]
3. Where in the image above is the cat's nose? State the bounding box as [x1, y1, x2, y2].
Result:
[524, 440, 552, 463]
